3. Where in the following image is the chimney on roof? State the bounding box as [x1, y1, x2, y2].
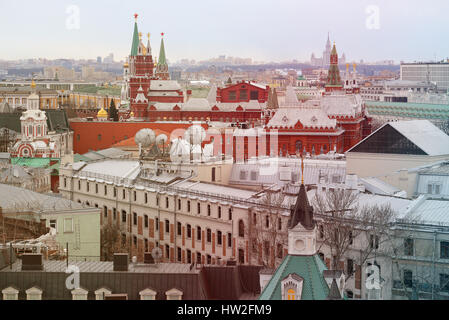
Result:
[113, 253, 129, 271]
[21, 253, 43, 271]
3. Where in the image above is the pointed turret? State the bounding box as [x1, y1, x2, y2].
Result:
[146, 33, 152, 56]
[289, 156, 314, 230]
[325, 42, 343, 92]
[155, 33, 170, 80]
[326, 279, 342, 300]
[325, 32, 331, 51]
[130, 14, 140, 56]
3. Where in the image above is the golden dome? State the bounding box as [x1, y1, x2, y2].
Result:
[31, 80, 36, 89]
[130, 111, 134, 117]
[97, 107, 108, 118]
[124, 62, 129, 68]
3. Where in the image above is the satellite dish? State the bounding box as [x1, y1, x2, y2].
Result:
[156, 134, 168, 146]
[151, 247, 163, 262]
[135, 129, 156, 148]
[184, 125, 206, 145]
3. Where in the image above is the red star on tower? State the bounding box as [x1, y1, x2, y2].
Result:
[134, 13, 138, 20]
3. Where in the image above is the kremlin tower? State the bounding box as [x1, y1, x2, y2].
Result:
[126, 14, 155, 121]
[124, 14, 178, 121]
[155, 33, 170, 80]
[325, 43, 343, 92]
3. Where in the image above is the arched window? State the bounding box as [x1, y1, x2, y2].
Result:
[238, 220, 245, 237]
[287, 289, 296, 300]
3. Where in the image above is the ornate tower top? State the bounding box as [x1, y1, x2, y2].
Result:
[289, 156, 314, 231]
[155, 33, 170, 80]
[325, 43, 343, 91]
[130, 15, 140, 56]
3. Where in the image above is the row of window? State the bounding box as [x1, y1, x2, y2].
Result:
[72, 180, 235, 221]
[402, 270, 449, 293]
[404, 238, 449, 259]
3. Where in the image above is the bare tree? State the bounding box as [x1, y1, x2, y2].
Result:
[389, 225, 449, 300]
[101, 223, 129, 261]
[312, 189, 394, 277]
[248, 191, 290, 269]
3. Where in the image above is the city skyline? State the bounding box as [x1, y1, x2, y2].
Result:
[0, 0, 448, 63]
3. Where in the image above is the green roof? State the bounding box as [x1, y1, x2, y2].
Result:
[158, 37, 167, 66]
[0, 110, 70, 133]
[259, 254, 330, 300]
[130, 22, 140, 56]
[47, 154, 90, 171]
[366, 101, 449, 120]
[72, 85, 121, 97]
[11, 158, 59, 168]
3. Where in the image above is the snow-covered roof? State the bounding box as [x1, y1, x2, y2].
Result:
[152, 103, 181, 111]
[172, 180, 258, 200]
[397, 195, 449, 226]
[149, 80, 181, 91]
[229, 157, 346, 187]
[388, 120, 449, 156]
[359, 177, 402, 196]
[78, 160, 141, 180]
[267, 108, 337, 129]
[0, 183, 84, 213]
[183, 98, 211, 111]
[319, 93, 363, 117]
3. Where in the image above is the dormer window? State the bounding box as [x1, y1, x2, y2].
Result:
[281, 274, 303, 300]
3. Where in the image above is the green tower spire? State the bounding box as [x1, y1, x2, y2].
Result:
[130, 14, 140, 56]
[155, 33, 170, 79]
[158, 34, 167, 66]
[326, 42, 342, 89]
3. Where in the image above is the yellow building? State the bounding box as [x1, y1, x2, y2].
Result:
[69, 93, 120, 109]
[0, 84, 59, 110]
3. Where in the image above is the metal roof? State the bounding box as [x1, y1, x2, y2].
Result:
[389, 120, 449, 156]
[229, 158, 346, 187]
[0, 183, 84, 213]
[259, 254, 329, 300]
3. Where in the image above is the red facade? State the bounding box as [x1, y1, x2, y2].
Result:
[217, 82, 269, 103]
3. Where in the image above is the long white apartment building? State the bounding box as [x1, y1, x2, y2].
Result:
[59, 158, 294, 266]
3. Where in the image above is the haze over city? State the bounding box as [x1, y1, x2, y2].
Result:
[1, 0, 449, 307]
[1, 0, 448, 63]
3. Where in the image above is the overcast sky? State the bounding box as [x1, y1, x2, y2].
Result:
[0, 0, 447, 63]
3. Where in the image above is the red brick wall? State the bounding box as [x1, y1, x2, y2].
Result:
[70, 121, 199, 154]
[149, 219, 154, 238]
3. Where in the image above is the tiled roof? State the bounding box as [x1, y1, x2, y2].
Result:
[150, 80, 181, 91]
[259, 254, 329, 300]
[366, 101, 449, 120]
[10, 157, 58, 168]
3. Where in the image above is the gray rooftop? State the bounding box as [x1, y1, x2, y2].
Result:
[0, 183, 84, 213]
[1, 260, 200, 274]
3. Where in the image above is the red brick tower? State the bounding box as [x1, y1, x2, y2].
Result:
[325, 43, 343, 93]
[128, 14, 154, 120]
